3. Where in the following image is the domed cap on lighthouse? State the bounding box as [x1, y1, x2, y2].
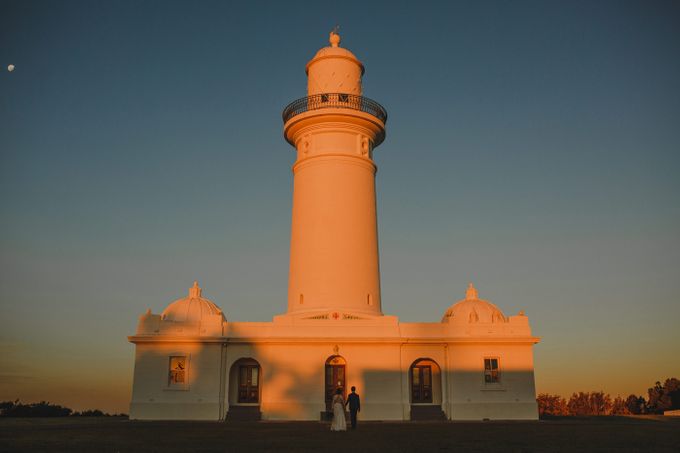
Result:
[441, 283, 507, 324]
[161, 281, 226, 323]
[306, 29, 364, 96]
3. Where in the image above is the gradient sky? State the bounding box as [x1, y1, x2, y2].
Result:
[1, 0, 678, 413]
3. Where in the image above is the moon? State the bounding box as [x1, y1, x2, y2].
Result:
[7, 64, 15, 72]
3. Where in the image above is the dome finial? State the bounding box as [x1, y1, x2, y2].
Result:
[329, 25, 341, 47]
[189, 280, 202, 298]
[465, 282, 478, 300]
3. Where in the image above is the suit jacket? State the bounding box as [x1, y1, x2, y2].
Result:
[346, 392, 360, 412]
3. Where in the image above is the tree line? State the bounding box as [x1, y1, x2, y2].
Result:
[0, 400, 127, 417]
[537, 377, 680, 417]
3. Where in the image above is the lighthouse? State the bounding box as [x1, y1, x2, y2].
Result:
[282, 31, 388, 317]
[129, 32, 540, 423]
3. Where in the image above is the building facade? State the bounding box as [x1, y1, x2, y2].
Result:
[128, 32, 540, 421]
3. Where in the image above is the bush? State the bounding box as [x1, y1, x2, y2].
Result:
[72, 409, 106, 417]
[0, 400, 127, 418]
[0, 401, 72, 417]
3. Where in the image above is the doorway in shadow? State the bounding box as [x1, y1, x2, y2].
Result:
[409, 358, 445, 420]
[226, 358, 262, 421]
[325, 355, 346, 410]
[322, 355, 347, 420]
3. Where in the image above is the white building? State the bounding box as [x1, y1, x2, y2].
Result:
[128, 32, 540, 421]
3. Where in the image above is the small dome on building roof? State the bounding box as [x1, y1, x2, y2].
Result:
[441, 283, 507, 324]
[161, 281, 226, 323]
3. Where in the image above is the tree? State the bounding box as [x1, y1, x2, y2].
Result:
[648, 378, 680, 413]
[663, 378, 680, 410]
[589, 391, 612, 415]
[567, 391, 612, 416]
[567, 392, 591, 416]
[610, 396, 630, 415]
[647, 381, 665, 414]
[624, 394, 646, 415]
[537, 393, 568, 416]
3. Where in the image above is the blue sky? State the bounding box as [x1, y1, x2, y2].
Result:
[1, 0, 678, 412]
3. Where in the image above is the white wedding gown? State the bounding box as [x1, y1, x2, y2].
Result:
[330, 395, 346, 431]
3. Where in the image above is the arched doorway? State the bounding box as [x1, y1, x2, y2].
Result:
[227, 358, 262, 421]
[409, 358, 445, 420]
[229, 359, 261, 405]
[325, 355, 346, 411]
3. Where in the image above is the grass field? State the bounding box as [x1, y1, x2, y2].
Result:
[1, 416, 679, 452]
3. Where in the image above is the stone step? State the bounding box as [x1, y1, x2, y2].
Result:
[410, 405, 446, 421]
[226, 406, 261, 421]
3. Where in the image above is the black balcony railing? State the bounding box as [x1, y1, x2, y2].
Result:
[282, 93, 388, 124]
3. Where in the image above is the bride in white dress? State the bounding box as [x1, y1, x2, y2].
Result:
[330, 388, 346, 431]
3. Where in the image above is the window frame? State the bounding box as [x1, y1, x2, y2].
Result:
[483, 357, 501, 385]
[166, 354, 190, 391]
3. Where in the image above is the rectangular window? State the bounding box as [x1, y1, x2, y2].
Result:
[484, 357, 500, 384]
[169, 356, 187, 385]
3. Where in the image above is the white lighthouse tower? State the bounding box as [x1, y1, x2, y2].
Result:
[282, 31, 387, 317]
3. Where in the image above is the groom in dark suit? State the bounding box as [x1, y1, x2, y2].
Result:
[345, 386, 361, 429]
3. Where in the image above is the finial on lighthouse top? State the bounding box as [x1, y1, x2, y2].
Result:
[329, 25, 341, 47]
[465, 282, 479, 300]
